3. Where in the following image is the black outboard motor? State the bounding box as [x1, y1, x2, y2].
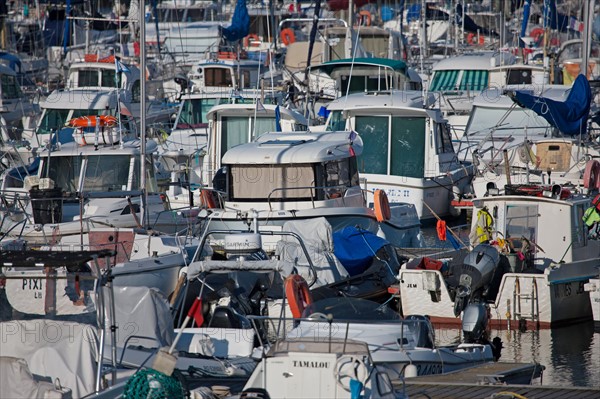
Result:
[453, 244, 505, 317]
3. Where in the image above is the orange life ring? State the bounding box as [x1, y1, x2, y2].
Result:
[467, 33, 475, 44]
[284, 274, 313, 318]
[357, 10, 371, 26]
[583, 160, 600, 190]
[373, 189, 391, 223]
[66, 115, 118, 128]
[200, 189, 217, 208]
[244, 34, 260, 48]
[280, 28, 295, 46]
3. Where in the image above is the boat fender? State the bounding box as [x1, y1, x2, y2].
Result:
[280, 28, 296, 46]
[583, 159, 600, 190]
[284, 274, 312, 318]
[200, 189, 217, 209]
[373, 189, 391, 222]
[404, 364, 418, 378]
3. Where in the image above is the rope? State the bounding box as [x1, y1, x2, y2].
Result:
[122, 368, 187, 399]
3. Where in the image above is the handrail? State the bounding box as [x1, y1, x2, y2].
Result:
[278, 18, 348, 32]
[194, 229, 318, 287]
[266, 184, 350, 211]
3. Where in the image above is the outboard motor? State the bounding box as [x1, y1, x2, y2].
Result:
[453, 244, 501, 317]
[461, 302, 488, 343]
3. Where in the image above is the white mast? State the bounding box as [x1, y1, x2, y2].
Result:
[140, 0, 147, 227]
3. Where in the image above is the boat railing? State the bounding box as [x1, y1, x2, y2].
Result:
[246, 314, 436, 353]
[191, 229, 318, 286]
[266, 184, 354, 210]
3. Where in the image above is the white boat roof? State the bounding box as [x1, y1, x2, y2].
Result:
[432, 51, 516, 71]
[206, 103, 308, 125]
[40, 139, 158, 157]
[473, 85, 571, 108]
[221, 131, 362, 164]
[326, 91, 442, 119]
[41, 89, 119, 110]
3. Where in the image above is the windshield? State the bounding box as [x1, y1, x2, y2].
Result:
[302, 297, 401, 321]
[464, 106, 552, 138]
[176, 98, 221, 129]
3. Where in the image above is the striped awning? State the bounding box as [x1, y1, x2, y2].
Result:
[429, 70, 459, 91]
[459, 70, 489, 91]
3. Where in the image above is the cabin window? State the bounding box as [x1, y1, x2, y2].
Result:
[429, 70, 460, 91]
[390, 117, 425, 178]
[132, 156, 159, 192]
[355, 115, 388, 174]
[228, 164, 315, 201]
[37, 109, 70, 136]
[78, 70, 98, 86]
[132, 80, 141, 103]
[221, 116, 249, 157]
[315, 157, 359, 200]
[1, 74, 22, 99]
[340, 74, 392, 94]
[83, 155, 131, 192]
[326, 111, 346, 131]
[459, 70, 489, 91]
[101, 69, 117, 87]
[43, 155, 83, 193]
[253, 117, 277, 137]
[505, 205, 538, 252]
[436, 123, 454, 154]
[204, 67, 233, 87]
[177, 98, 217, 129]
[240, 70, 251, 88]
[506, 69, 532, 85]
[465, 106, 551, 136]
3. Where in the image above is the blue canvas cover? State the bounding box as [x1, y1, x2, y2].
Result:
[333, 226, 389, 276]
[222, 0, 250, 42]
[510, 74, 592, 136]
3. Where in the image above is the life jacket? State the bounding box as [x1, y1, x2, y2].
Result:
[469, 208, 494, 245]
[583, 206, 600, 227]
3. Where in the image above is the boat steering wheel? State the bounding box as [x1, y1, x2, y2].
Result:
[334, 355, 369, 392]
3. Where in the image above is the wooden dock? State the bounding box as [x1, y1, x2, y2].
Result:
[394, 362, 600, 398]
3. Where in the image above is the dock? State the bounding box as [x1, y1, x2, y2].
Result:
[395, 362, 600, 398]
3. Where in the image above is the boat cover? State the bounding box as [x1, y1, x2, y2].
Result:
[0, 320, 97, 398]
[107, 286, 174, 349]
[0, 357, 69, 398]
[276, 218, 349, 286]
[332, 226, 389, 276]
[222, 0, 249, 41]
[510, 74, 592, 136]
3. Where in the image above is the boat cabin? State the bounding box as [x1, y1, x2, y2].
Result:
[187, 57, 263, 93]
[218, 131, 364, 211]
[471, 190, 599, 267]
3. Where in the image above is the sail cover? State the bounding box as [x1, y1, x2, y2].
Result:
[510, 74, 592, 136]
[222, 0, 250, 42]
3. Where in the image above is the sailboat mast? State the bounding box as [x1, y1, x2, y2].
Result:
[140, 0, 147, 227]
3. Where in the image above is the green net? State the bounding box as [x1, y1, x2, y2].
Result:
[122, 369, 187, 399]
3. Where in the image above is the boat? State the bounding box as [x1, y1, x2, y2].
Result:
[324, 90, 474, 221]
[397, 186, 599, 329]
[458, 74, 595, 199]
[0, 63, 38, 132]
[0, 138, 195, 244]
[198, 130, 423, 250]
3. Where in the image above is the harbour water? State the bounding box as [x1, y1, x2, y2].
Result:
[420, 223, 600, 388]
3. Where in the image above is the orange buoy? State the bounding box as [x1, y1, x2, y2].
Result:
[357, 10, 372, 26]
[280, 28, 296, 46]
[373, 189, 391, 223]
[284, 274, 312, 318]
[66, 115, 118, 128]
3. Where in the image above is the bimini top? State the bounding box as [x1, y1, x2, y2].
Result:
[221, 131, 363, 165]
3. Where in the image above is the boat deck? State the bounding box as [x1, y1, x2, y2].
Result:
[395, 362, 600, 398]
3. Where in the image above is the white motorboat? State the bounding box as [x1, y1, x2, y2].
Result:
[324, 90, 474, 221]
[0, 138, 195, 244]
[398, 187, 599, 329]
[199, 130, 422, 250]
